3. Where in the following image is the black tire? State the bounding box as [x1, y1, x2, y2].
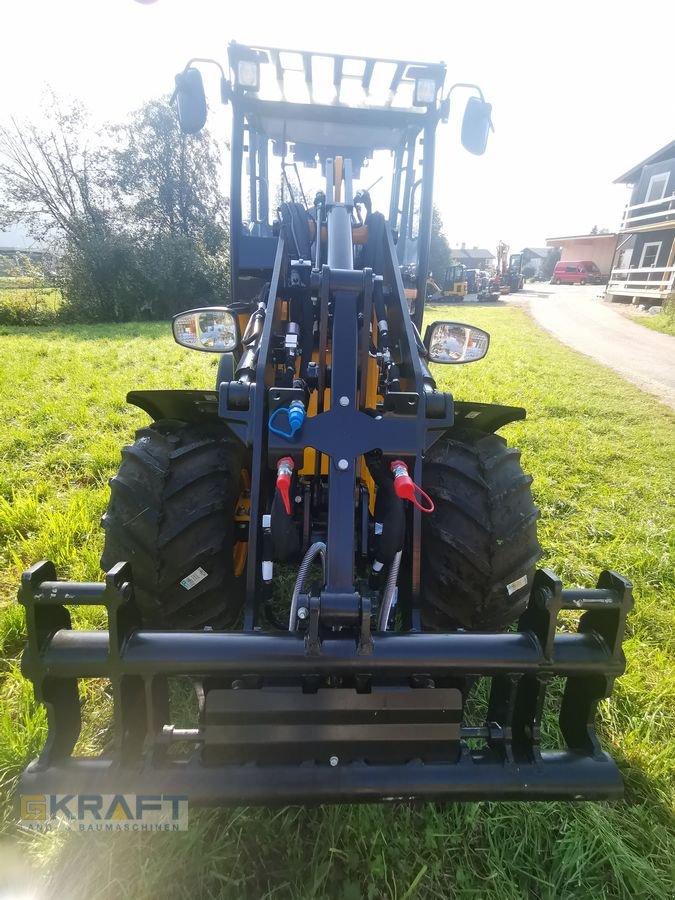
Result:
[579, 279, 587, 286]
[101, 420, 245, 629]
[421, 428, 541, 630]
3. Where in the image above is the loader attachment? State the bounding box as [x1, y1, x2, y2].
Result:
[17, 561, 632, 806]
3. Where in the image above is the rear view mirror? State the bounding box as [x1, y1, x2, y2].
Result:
[173, 308, 239, 352]
[424, 321, 490, 364]
[461, 96, 493, 156]
[174, 67, 207, 134]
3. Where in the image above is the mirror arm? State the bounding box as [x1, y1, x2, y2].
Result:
[442, 82, 494, 131]
[171, 58, 232, 106]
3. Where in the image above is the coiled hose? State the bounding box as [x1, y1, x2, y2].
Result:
[288, 542, 327, 630]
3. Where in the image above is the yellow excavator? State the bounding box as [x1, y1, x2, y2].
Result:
[426, 263, 468, 301]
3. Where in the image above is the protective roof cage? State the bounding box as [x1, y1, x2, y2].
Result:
[17, 561, 632, 805]
[227, 43, 447, 114]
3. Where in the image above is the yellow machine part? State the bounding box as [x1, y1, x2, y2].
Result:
[298, 340, 380, 514]
[233, 470, 251, 577]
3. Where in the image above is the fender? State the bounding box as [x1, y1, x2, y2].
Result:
[127, 389, 221, 424]
[451, 400, 526, 433]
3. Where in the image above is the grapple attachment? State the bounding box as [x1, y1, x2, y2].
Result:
[17, 562, 631, 805]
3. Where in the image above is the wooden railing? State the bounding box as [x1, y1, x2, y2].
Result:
[607, 265, 675, 298]
[621, 193, 675, 230]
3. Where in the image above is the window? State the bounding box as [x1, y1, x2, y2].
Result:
[565, 266, 576, 272]
[639, 242, 661, 268]
[645, 172, 669, 203]
[617, 247, 633, 269]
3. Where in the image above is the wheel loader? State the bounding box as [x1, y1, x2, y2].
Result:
[426, 264, 468, 301]
[17, 43, 631, 811]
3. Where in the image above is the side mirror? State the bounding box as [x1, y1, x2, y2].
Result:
[174, 67, 207, 134]
[461, 96, 493, 156]
[172, 308, 239, 352]
[423, 321, 490, 364]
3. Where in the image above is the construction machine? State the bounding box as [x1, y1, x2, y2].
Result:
[17, 43, 631, 813]
[426, 264, 468, 301]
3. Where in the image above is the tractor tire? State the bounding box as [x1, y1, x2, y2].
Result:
[101, 420, 245, 629]
[421, 428, 541, 630]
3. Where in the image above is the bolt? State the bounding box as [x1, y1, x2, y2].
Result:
[339, 395, 349, 407]
[231, 679, 245, 691]
[297, 606, 309, 620]
[329, 755, 339, 767]
[337, 458, 349, 471]
[295, 495, 302, 504]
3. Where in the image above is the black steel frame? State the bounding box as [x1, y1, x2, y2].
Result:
[18, 562, 632, 803]
[227, 43, 444, 329]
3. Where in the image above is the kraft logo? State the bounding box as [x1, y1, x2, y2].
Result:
[19, 794, 189, 832]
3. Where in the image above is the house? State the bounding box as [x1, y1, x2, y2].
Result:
[606, 139, 675, 304]
[545, 233, 617, 276]
[451, 245, 495, 269]
[520, 247, 552, 278]
[0, 227, 51, 274]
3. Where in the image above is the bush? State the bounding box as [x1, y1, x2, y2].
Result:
[59, 230, 230, 323]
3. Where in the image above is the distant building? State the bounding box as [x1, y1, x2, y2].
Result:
[545, 233, 617, 277]
[520, 247, 551, 277]
[0, 227, 55, 273]
[606, 139, 675, 304]
[451, 245, 495, 269]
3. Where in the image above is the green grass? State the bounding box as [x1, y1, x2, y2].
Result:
[626, 310, 675, 337]
[1, 309, 674, 899]
[0, 282, 62, 325]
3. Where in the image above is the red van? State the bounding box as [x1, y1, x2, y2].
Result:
[551, 260, 604, 285]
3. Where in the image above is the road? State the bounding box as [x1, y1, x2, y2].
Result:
[523, 284, 675, 409]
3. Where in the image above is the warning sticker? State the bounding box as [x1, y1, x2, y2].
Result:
[506, 574, 528, 596]
[180, 567, 208, 590]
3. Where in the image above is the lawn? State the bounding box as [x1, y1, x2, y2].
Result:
[0, 279, 62, 324]
[626, 310, 675, 337]
[0, 306, 674, 899]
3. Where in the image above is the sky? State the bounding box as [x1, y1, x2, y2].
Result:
[2, 0, 673, 253]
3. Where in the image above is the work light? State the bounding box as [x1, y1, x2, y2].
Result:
[414, 77, 437, 105]
[237, 59, 260, 91]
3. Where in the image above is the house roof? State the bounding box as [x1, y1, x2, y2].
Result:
[452, 248, 495, 260]
[546, 233, 617, 244]
[614, 139, 675, 185]
[521, 247, 550, 258]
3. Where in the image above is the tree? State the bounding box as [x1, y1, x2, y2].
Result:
[112, 100, 227, 248]
[0, 94, 230, 322]
[541, 247, 561, 280]
[429, 206, 452, 281]
[0, 94, 109, 247]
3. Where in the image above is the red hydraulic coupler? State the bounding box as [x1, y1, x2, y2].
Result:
[390, 460, 435, 513]
[276, 457, 295, 515]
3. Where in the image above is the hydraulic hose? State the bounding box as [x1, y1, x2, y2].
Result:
[288, 541, 327, 630]
[377, 550, 402, 632]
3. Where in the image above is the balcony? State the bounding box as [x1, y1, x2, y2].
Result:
[620, 193, 675, 232]
[607, 265, 675, 301]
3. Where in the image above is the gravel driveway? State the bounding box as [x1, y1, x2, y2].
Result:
[525, 285, 675, 409]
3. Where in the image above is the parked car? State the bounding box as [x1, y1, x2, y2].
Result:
[550, 261, 604, 285]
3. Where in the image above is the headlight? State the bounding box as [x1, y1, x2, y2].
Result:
[414, 77, 437, 105]
[237, 59, 260, 90]
[172, 307, 239, 353]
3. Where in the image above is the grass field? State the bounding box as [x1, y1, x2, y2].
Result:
[0, 279, 62, 324]
[0, 306, 674, 899]
[626, 309, 675, 337]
